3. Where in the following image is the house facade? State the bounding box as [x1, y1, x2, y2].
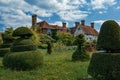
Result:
[70, 20, 99, 41]
[31, 14, 70, 35]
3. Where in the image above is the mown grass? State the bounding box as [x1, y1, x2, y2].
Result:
[0, 49, 91, 80]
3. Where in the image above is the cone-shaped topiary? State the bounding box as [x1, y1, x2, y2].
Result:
[72, 34, 90, 61]
[12, 27, 33, 38]
[97, 20, 120, 53]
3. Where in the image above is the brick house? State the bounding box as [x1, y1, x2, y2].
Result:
[31, 14, 70, 35]
[70, 20, 99, 41]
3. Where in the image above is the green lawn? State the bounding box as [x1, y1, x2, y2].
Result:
[0, 49, 91, 80]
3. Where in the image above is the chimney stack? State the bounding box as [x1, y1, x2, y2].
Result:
[91, 22, 94, 28]
[75, 22, 80, 27]
[81, 20, 85, 26]
[32, 14, 37, 26]
[62, 22, 66, 28]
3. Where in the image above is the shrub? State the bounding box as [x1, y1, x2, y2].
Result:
[0, 43, 12, 48]
[97, 20, 120, 52]
[88, 53, 120, 80]
[10, 39, 37, 52]
[3, 50, 43, 70]
[0, 48, 10, 57]
[72, 34, 90, 61]
[47, 42, 52, 54]
[12, 27, 33, 38]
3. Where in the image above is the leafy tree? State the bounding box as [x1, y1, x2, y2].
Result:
[52, 29, 58, 41]
[2, 27, 14, 43]
[97, 20, 120, 53]
[47, 42, 52, 54]
[57, 32, 74, 46]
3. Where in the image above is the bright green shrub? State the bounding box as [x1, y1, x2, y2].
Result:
[72, 34, 90, 61]
[97, 20, 120, 52]
[3, 50, 43, 70]
[88, 53, 120, 80]
[10, 39, 37, 52]
[12, 27, 33, 38]
[0, 48, 10, 57]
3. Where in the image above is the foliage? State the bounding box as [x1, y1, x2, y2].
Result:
[39, 34, 54, 43]
[12, 27, 33, 38]
[72, 34, 90, 61]
[57, 32, 74, 46]
[52, 29, 58, 41]
[2, 27, 14, 43]
[47, 42, 52, 54]
[0, 43, 11, 48]
[30, 29, 41, 46]
[88, 53, 120, 80]
[10, 39, 37, 52]
[97, 20, 120, 52]
[0, 48, 10, 57]
[52, 41, 68, 52]
[3, 50, 43, 70]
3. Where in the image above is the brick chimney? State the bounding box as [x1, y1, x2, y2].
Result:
[75, 22, 80, 27]
[62, 22, 66, 28]
[81, 20, 85, 26]
[32, 14, 37, 26]
[91, 22, 94, 28]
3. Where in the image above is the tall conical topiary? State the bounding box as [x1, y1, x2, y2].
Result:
[97, 20, 120, 53]
[72, 34, 90, 61]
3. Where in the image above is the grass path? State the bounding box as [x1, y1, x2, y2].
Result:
[0, 49, 90, 80]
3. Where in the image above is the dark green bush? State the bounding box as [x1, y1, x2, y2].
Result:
[0, 43, 11, 48]
[97, 20, 120, 52]
[72, 34, 90, 61]
[12, 27, 33, 38]
[0, 48, 10, 57]
[10, 39, 37, 52]
[3, 50, 43, 70]
[47, 42, 52, 54]
[88, 53, 120, 80]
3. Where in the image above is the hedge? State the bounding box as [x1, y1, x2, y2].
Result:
[3, 50, 43, 70]
[88, 53, 120, 80]
[0, 48, 10, 57]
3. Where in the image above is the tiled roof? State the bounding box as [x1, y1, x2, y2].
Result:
[81, 25, 98, 36]
[71, 25, 98, 36]
[37, 21, 63, 29]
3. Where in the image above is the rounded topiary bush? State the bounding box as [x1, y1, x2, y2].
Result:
[97, 20, 120, 52]
[88, 53, 120, 80]
[3, 50, 43, 70]
[10, 39, 37, 52]
[12, 27, 33, 38]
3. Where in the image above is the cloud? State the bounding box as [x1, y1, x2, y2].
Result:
[91, 0, 116, 10]
[94, 20, 105, 25]
[116, 6, 120, 10]
[57, 10, 89, 21]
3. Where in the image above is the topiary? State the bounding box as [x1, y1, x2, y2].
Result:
[47, 42, 52, 54]
[12, 27, 33, 38]
[72, 34, 90, 61]
[97, 20, 120, 53]
[10, 39, 37, 52]
[0, 48, 10, 57]
[3, 50, 43, 70]
[88, 53, 120, 80]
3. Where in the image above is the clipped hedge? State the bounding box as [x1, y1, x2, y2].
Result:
[12, 27, 33, 38]
[3, 50, 43, 70]
[10, 39, 37, 52]
[0, 44, 11, 48]
[88, 53, 120, 80]
[0, 48, 10, 57]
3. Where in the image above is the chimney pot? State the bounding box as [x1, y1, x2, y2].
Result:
[62, 22, 66, 28]
[81, 20, 85, 26]
[91, 22, 94, 28]
[75, 22, 80, 27]
[32, 14, 37, 26]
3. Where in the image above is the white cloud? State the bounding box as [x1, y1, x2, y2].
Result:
[91, 0, 116, 10]
[94, 20, 105, 25]
[116, 6, 120, 10]
[57, 10, 88, 21]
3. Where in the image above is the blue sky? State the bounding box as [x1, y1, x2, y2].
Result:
[0, 0, 120, 32]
